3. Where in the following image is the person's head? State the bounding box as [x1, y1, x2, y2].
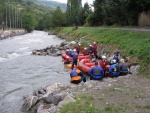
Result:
[114, 52, 118, 56]
[102, 55, 106, 59]
[94, 42, 96, 44]
[66, 56, 69, 59]
[125, 57, 129, 62]
[69, 49, 72, 51]
[90, 45, 92, 47]
[73, 49, 76, 52]
[79, 43, 81, 46]
[73, 67, 76, 70]
[95, 61, 98, 66]
[111, 59, 117, 64]
[84, 47, 87, 50]
[120, 58, 124, 63]
[66, 49, 69, 51]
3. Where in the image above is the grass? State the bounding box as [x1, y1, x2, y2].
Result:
[52, 27, 150, 77]
[59, 95, 128, 113]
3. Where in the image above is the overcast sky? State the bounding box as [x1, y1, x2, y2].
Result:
[52, 0, 94, 5]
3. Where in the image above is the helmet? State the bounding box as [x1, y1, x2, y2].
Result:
[84, 47, 87, 50]
[79, 43, 81, 46]
[102, 55, 106, 59]
[69, 49, 72, 51]
[94, 42, 96, 44]
[73, 49, 76, 51]
[66, 56, 69, 59]
[90, 45, 92, 46]
[66, 49, 69, 51]
[120, 59, 124, 63]
[111, 59, 116, 64]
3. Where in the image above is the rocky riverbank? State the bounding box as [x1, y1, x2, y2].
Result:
[21, 74, 150, 113]
[0, 30, 26, 40]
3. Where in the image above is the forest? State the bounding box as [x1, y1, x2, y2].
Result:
[0, 0, 150, 32]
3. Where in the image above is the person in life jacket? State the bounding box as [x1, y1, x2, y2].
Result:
[70, 68, 86, 84]
[99, 55, 110, 77]
[71, 49, 78, 70]
[66, 49, 69, 55]
[64, 56, 70, 64]
[68, 49, 73, 57]
[112, 52, 121, 63]
[109, 59, 120, 77]
[90, 53, 96, 62]
[87, 44, 94, 55]
[76, 43, 81, 54]
[82, 47, 88, 56]
[93, 42, 98, 59]
[89, 62, 104, 80]
[119, 58, 129, 75]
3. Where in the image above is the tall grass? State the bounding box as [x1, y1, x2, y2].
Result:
[53, 27, 150, 77]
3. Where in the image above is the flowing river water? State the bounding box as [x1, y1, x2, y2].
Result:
[0, 31, 70, 113]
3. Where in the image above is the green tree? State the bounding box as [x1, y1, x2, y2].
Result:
[78, 3, 92, 26]
[66, 0, 82, 26]
[22, 12, 36, 32]
[52, 6, 66, 27]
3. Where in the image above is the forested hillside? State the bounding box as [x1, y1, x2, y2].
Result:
[0, 0, 56, 32]
[36, 0, 67, 11]
[0, 0, 150, 32]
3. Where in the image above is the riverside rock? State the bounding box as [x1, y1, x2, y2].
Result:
[21, 95, 39, 112]
[31, 36, 77, 56]
[0, 30, 26, 40]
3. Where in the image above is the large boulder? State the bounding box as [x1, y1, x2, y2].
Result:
[129, 65, 140, 75]
[43, 92, 67, 105]
[57, 95, 76, 108]
[21, 95, 39, 112]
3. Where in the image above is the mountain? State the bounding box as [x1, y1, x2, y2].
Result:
[35, 0, 67, 11]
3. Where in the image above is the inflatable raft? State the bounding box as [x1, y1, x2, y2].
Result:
[61, 53, 73, 62]
[78, 55, 92, 61]
[78, 59, 95, 73]
[62, 53, 91, 62]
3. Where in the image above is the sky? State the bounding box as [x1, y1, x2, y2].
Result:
[52, 0, 94, 5]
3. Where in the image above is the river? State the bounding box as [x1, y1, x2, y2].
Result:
[0, 31, 70, 113]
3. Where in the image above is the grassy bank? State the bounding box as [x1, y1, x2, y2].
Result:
[52, 27, 150, 77]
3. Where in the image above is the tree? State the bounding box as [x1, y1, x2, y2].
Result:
[93, 0, 104, 26]
[66, 0, 82, 26]
[22, 12, 36, 32]
[78, 2, 92, 26]
[51, 6, 66, 27]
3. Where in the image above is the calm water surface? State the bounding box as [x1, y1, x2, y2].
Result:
[0, 31, 70, 113]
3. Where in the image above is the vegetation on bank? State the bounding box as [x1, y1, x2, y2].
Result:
[1, 0, 150, 33]
[52, 27, 150, 77]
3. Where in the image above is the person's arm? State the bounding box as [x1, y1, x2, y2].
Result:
[101, 69, 104, 76]
[109, 66, 113, 73]
[88, 67, 93, 75]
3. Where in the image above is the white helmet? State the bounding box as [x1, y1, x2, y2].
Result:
[69, 49, 72, 51]
[94, 42, 96, 44]
[90, 45, 92, 46]
[102, 55, 106, 59]
[73, 49, 76, 51]
[66, 56, 69, 59]
[66, 49, 69, 51]
[79, 43, 81, 46]
[111, 59, 116, 64]
[84, 47, 87, 50]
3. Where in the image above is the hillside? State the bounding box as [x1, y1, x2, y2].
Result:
[0, 0, 55, 30]
[36, 0, 67, 11]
